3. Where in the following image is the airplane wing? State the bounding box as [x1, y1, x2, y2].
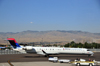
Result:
[41, 50, 59, 57]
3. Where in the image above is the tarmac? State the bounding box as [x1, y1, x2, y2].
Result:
[0, 61, 72, 66]
[0, 52, 100, 66]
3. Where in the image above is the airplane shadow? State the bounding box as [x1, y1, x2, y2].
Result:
[24, 55, 46, 58]
[24, 55, 95, 58]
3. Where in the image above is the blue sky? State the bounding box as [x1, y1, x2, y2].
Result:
[0, 0, 100, 33]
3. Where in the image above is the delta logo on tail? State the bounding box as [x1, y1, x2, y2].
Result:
[7, 38, 21, 49]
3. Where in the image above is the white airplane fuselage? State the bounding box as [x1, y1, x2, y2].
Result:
[14, 46, 94, 56]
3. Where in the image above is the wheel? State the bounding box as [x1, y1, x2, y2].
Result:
[44, 55, 47, 57]
[88, 55, 91, 57]
[89, 63, 93, 66]
[76, 63, 80, 66]
[60, 61, 63, 63]
[44, 55, 49, 57]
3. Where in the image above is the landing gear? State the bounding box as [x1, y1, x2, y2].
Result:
[88, 54, 93, 57]
[88, 55, 91, 57]
[44, 55, 49, 57]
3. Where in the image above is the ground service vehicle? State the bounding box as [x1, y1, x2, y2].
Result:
[70, 59, 96, 66]
[48, 57, 58, 62]
[58, 59, 70, 63]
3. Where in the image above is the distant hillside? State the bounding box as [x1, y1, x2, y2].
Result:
[0, 30, 100, 44]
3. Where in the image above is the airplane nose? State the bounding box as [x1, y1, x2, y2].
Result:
[90, 51, 94, 54]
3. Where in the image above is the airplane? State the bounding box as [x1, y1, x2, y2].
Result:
[7, 38, 94, 57]
[0, 47, 6, 49]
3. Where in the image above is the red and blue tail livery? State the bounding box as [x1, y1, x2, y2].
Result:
[7, 38, 21, 49]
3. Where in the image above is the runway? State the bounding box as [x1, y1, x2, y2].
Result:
[0, 52, 100, 63]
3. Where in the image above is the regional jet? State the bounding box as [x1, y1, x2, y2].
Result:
[7, 38, 94, 57]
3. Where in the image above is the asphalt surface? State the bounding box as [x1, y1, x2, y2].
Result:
[0, 62, 72, 66]
[0, 52, 100, 63]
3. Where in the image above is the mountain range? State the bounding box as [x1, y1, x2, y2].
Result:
[0, 30, 100, 44]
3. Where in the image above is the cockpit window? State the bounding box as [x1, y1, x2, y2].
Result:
[87, 50, 90, 51]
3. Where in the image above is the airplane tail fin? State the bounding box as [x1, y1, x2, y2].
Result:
[7, 38, 21, 49]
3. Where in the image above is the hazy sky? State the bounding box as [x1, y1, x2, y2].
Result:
[0, 0, 100, 33]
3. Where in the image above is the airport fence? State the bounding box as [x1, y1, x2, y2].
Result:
[0, 50, 24, 55]
[89, 49, 100, 52]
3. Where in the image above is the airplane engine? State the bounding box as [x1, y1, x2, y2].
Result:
[23, 46, 33, 50]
